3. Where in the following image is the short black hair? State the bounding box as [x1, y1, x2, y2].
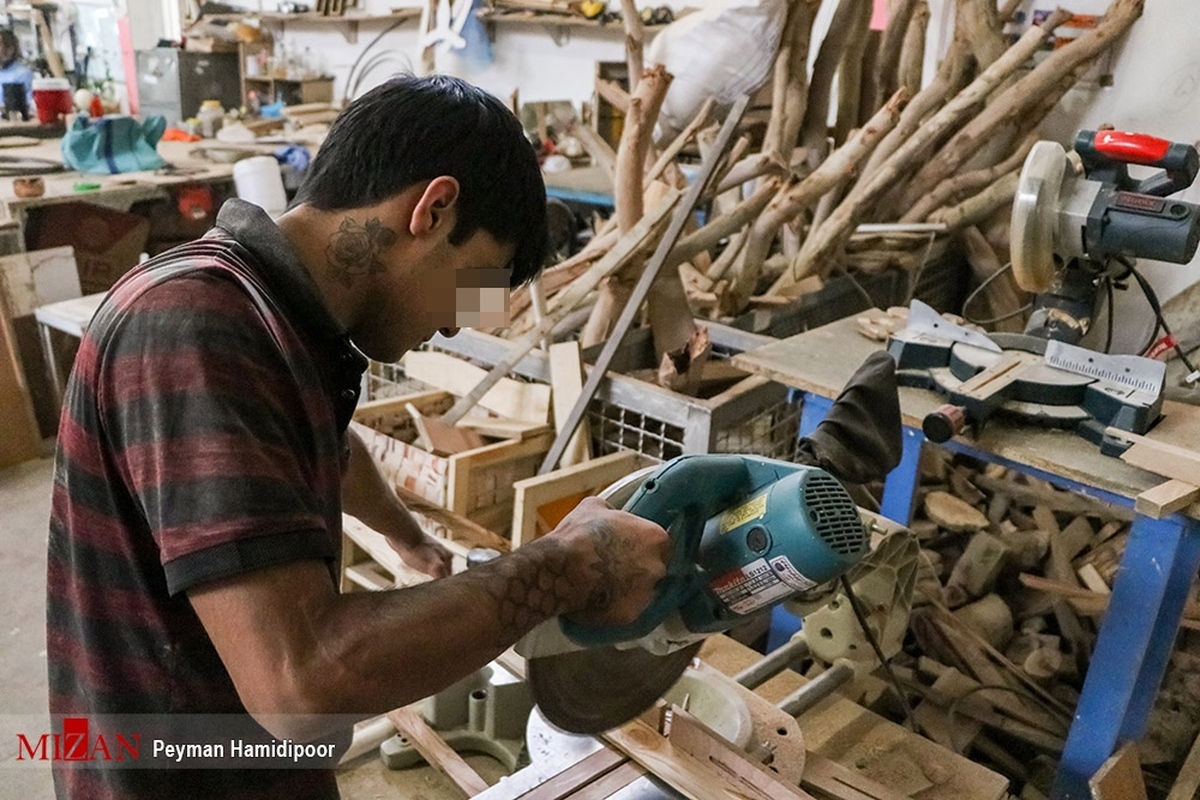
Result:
[0, 29, 19, 52]
[295, 74, 547, 287]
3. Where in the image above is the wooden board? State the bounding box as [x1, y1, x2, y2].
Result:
[0, 309, 41, 467]
[1088, 743, 1146, 800]
[548, 341, 590, 467]
[403, 350, 552, 424]
[387, 706, 490, 797]
[510, 450, 645, 547]
[697, 636, 1010, 800]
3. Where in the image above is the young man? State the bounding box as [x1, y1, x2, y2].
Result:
[46, 75, 670, 798]
[0, 29, 34, 117]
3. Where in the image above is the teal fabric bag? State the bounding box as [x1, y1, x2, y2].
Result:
[60, 115, 168, 174]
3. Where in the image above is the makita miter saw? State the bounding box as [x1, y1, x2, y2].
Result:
[889, 129, 1200, 452]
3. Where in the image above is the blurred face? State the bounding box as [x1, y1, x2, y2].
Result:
[355, 229, 515, 362]
[0, 40, 17, 66]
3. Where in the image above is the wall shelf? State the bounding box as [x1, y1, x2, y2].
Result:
[206, 9, 420, 44]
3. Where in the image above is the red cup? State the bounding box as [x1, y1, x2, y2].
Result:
[32, 78, 73, 125]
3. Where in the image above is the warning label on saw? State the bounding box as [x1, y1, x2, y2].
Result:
[710, 558, 794, 615]
[769, 556, 818, 592]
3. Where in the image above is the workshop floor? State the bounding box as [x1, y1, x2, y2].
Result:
[0, 456, 507, 799]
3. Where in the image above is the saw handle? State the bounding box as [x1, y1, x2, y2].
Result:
[558, 455, 760, 648]
[1075, 129, 1200, 197]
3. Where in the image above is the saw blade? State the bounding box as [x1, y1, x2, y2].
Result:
[1012, 141, 1069, 293]
[527, 641, 702, 734]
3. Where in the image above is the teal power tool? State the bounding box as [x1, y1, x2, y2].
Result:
[518, 453, 870, 734]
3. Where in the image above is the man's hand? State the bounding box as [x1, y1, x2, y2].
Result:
[387, 531, 453, 579]
[551, 496, 671, 629]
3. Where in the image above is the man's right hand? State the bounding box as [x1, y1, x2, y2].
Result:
[549, 496, 671, 629]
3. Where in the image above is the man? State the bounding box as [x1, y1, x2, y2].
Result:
[0, 29, 33, 118]
[46, 74, 670, 798]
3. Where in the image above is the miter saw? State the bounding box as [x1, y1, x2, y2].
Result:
[516, 452, 880, 735]
[888, 129, 1200, 453]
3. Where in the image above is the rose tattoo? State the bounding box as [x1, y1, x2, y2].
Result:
[325, 217, 398, 287]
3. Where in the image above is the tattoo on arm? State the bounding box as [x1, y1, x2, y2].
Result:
[325, 217, 398, 288]
[465, 521, 640, 646]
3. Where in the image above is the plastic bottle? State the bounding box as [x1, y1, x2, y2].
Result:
[198, 100, 224, 138]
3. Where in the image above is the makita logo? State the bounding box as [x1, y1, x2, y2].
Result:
[15, 717, 140, 762]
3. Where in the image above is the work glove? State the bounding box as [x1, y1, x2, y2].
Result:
[795, 351, 903, 484]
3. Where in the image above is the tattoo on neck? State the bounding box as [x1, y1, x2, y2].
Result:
[325, 217, 398, 288]
[467, 522, 628, 646]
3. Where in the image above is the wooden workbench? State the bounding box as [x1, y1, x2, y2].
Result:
[730, 314, 1199, 506]
[731, 315, 1200, 798]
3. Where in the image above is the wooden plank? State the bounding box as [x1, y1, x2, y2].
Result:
[1135, 479, 1200, 519]
[548, 341, 591, 467]
[405, 350, 552, 424]
[387, 706, 490, 797]
[666, 706, 813, 800]
[408, 401, 486, 456]
[511, 450, 644, 547]
[1088, 743, 1146, 800]
[561, 760, 645, 799]
[801, 751, 912, 800]
[515, 745, 627, 800]
[697, 636, 1010, 800]
[0, 246, 79, 318]
[1167, 730, 1200, 800]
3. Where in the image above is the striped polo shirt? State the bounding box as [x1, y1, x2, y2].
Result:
[46, 199, 367, 798]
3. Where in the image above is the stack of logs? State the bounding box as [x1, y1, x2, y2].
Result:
[837, 445, 1200, 798]
[499, 0, 1145, 397]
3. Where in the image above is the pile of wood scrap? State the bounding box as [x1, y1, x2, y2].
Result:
[494, 0, 1143, 406]
[825, 445, 1200, 798]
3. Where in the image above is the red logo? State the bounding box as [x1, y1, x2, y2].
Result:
[15, 717, 140, 762]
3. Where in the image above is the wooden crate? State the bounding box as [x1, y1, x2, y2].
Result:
[398, 324, 801, 463]
[352, 390, 553, 539]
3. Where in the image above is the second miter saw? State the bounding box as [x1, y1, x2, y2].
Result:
[516, 453, 875, 734]
[888, 129, 1200, 453]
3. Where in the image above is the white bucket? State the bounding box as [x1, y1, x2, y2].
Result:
[233, 155, 287, 218]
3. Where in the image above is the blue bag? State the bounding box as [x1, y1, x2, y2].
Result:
[61, 115, 168, 174]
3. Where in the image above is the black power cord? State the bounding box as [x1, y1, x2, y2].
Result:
[1127, 262, 1200, 377]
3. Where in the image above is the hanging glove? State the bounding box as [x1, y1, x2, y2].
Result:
[795, 351, 903, 485]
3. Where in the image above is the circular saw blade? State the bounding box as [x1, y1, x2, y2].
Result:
[1011, 140, 1069, 294]
[528, 641, 702, 734]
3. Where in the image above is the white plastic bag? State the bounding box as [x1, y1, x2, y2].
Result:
[647, 0, 788, 140]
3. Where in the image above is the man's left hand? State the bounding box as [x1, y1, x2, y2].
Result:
[387, 532, 453, 579]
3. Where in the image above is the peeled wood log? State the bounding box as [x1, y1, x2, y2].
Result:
[834, 0, 874, 145]
[799, 0, 871, 164]
[595, 76, 630, 114]
[776, 10, 1070, 290]
[710, 151, 789, 197]
[872, 0, 918, 111]
[927, 170, 1018, 230]
[961, 224, 1027, 333]
[958, 0, 1006, 69]
[572, 123, 618, 175]
[902, 131, 1036, 223]
[897, 0, 929, 97]
[762, 0, 821, 163]
[666, 178, 779, 271]
[620, 0, 645, 92]
[736, 90, 907, 304]
[645, 99, 715, 189]
[584, 65, 674, 349]
[901, 0, 1144, 207]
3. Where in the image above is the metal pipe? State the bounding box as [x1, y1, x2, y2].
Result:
[733, 635, 811, 690]
[776, 658, 856, 718]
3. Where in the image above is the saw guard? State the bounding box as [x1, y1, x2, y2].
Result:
[1012, 141, 1069, 293]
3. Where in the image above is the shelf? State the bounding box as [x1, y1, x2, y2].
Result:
[206, 9, 420, 43]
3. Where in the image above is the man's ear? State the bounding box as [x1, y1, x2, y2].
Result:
[410, 176, 461, 238]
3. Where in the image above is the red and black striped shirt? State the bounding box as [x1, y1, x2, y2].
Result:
[46, 200, 367, 798]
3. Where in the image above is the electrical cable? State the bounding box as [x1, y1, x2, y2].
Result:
[839, 575, 915, 732]
[1103, 275, 1114, 354]
[1128, 263, 1199, 376]
[962, 261, 1032, 326]
[342, 17, 409, 102]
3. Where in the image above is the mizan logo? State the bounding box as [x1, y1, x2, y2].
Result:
[16, 717, 140, 762]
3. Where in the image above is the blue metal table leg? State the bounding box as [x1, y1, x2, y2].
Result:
[879, 426, 924, 525]
[798, 392, 833, 438]
[1051, 513, 1200, 798]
